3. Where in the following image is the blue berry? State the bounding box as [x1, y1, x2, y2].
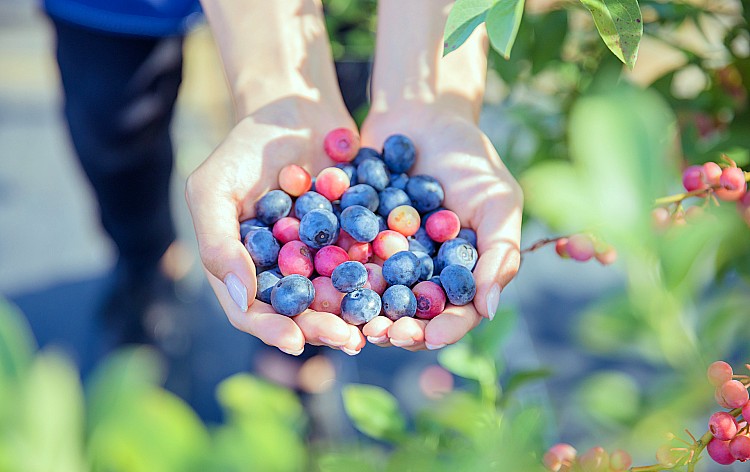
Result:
[382, 251, 420, 287]
[437, 238, 478, 272]
[428, 275, 442, 288]
[331, 261, 368, 293]
[310, 177, 317, 192]
[440, 264, 476, 306]
[340, 184, 379, 212]
[382, 134, 416, 173]
[270, 274, 316, 316]
[382, 285, 417, 320]
[294, 191, 332, 219]
[256, 268, 282, 304]
[378, 187, 412, 218]
[239, 217, 266, 241]
[339, 205, 380, 243]
[376, 215, 388, 232]
[357, 159, 390, 191]
[340, 289, 382, 325]
[255, 189, 292, 225]
[413, 251, 434, 281]
[408, 227, 436, 256]
[406, 175, 444, 213]
[389, 173, 409, 190]
[244, 228, 280, 268]
[353, 147, 381, 166]
[335, 163, 357, 184]
[299, 209, 339, 249]
[457, 228, 478, 248]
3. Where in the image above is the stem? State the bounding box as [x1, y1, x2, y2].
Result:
[520, 237, 564, 254]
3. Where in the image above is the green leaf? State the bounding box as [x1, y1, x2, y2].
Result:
[0, 299, 36, 385]
[217, 374, 305, 427]
[443, 0, 497, 56]
[342, 384, 406, 441]
[486, 0, 526, 59]
[437, 343, 496, 384]
[470, 308, 517, 357]
[504, 368, 552, 396]
[579, 0, 643, 69]
[576, 371, 641, 425]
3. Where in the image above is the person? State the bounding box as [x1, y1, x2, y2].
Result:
[186, 0, 523, 355]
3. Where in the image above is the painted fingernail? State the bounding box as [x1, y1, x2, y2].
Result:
[425, 342, 446, 350]
[280, 346, 304, 356]
[486, 283, 501, 321]
[341, 347, 360, 356]
[224, 273, 248, 312]
[320, 336, 347, 347]
[390, 338, 415, 348]
[367, 336, 388, 344]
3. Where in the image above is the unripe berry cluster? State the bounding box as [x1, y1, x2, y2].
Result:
[705, 360, 750, 465]
[543, 443, 632, 472]
[555, 234, 617, 265]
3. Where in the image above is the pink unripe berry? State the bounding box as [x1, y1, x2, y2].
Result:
[336, 230, 357, 251]
[742, 401, 750, 423]
[737, 191, 750, 228]
[715, 167, 747, 201]
[348, 242, 372, 263]
[424, 210, 460, 243]
[715, 387, 733, 409]
[609, 450, 632, 471]
[278, 240, 314, 277]
[594, 243, 617, 265]
[719, 380, 750, 408]
[682, 165, 707, 192]
[709, 411, 739, 440]
[730, 435, 750, 462]
[578, 446, 609, 472]
[388, 205, 421, 237]
[372, 230, 409, 260]
[542, 451, 562, 472]
[707, 361, 734, 387]
[703, 161, 723, 186]
[313, 245, 349, 277]
[324, 127, 360, 163]
[543, 443, 576, 471]
[555, 238, 570, 258]
[413, 281, 446, 320]
[316, 167, 351, 201]
[310, 277, 344, 315]
[278, 164, 312, 197]
[364, 263, 388, 295]
[566, 234, 595, 262]
[272, 217, 301, 244]
[707, 438, 736, 465]
[652, 207, 671, 231]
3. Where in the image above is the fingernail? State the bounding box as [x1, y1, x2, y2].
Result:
[486, 283, 501, 321]
[425, 342, 446, 350]
[224, 273, 248, 312]
[390, 339, 415, 348]
[280, 346, 304, 356]
[367, 336, 388, 344]
[341, 347, 360, 356]
[320, 336, 347, 347]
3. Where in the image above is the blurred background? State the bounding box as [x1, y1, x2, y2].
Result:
[1, 0, 749, 470]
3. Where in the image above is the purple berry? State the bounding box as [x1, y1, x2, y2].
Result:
[436, 238, 478, 272]
[270, 274, 315, 317]
[440, 264, 476, 306]
[382, 250, 420, 287]
[405, 175, 444, 213]
[255, 189, 292, 225]
[339, 205, 380, 243]
[382, 134, 416, 173]
[378, 187, 412, 218]
[340, 289, 382, 325]
[341, 184, 379, 212]
[298, 209, 339, 249]
[382, 284, 417, 320]
[331, 261, 368, 293]
[294, 191, 332, 219]
[244, 228, 280, 268]
[357, 158, 390, 191]
[256, 268, 282, 304]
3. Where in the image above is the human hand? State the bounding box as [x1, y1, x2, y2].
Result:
[359, 104, 523, 351]
[186, 97, 366, 356]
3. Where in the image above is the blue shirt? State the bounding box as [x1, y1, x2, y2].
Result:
[44, 0, 203, 37]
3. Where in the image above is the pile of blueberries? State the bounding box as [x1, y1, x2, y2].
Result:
[240, 128, 477, 327]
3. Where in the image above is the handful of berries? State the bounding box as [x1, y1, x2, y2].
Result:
[239, 128, 478, 327]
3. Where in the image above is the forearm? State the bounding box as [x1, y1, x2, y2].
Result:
[200, 0, 345, 118]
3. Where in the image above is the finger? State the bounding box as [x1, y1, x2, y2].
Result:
[362, 316, 393, 346]
[340, 324, 366, 355]
[423, 304, 482, 349]
[207, 273, 305, 355]
[293, 310, 352, 348]
[388, 317, 428, 350]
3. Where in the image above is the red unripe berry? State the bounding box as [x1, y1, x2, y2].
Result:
[336, 230, 357, 252]
[542, 451, 562, 472]
[413, 281, 446, 320]
[544, 443, 576, 471]
[716, 387, 733, 409]
[719, 380, 750, 408]
[578, 446, 609, 472]
[313, 245, 349, 277]
[388, 205, 421, 237]
[682, 165, 707, 192]
[348, 242, 372, 263]
[424, 210, 460, 242]
[707, 361, 734, 387]
[594, 243, 617, 265]
[742, 401, 750, 423]
[316, 167, 351, 201]
[707, 438, 736, 465]
[609, 450, 632, 471]
[555, 238, 570, 258]
[703, 162, 722, 186]
[715, 167, 747, 201]
[730, 435, 750, 462]
[737, 191, 750, 228]
[709, 411, 739, 440]
[310, 277, 344, 315]
[566, 233, 595, 262]
[372, 230, 409, 260]
[324, 127, 360, 163]
[364, 263, 388, 295]
[272, 217, 301, 244]
[278, 240, 314, 277]
[278, 164, 312, 196]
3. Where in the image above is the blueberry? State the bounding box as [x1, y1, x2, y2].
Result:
[428, 275, 442, 288]
[389, 173, 409, 191]
[310, 177, 317, 192]
[353, 147, 381, 166]
[440, 264, 476, 306]
[381, 285, 417, 320]
[406, 175, 444, 214]
[376, 215, 388, 232]
[331, 261, 368, 293]
[339, 205, 380, 242]
[239, 217, 266, 241]
[382, 250, 420, 287]
[457, 228, 478, 248]
[270, 274, 316, 316]
[244, 228, 280, 268]
[294, 191, 332, 219]
[437, 238, 478, 271]
[340, 184, 379, 212]
[255, 190, 292, 225]
[408, 227, 436, 256]
[378, 187, 412, 218]
[382, 134, 416, 173]
[299, 209, 339, 249]
[357, 159, 390, 191]
[433, 256, 443, 276]
[256, 268, 282, 304]
[335, 163, 358, 184]
[413, 251, 434, 281]
[332, 201, 343, 219]
[340, 289, 382, 325]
